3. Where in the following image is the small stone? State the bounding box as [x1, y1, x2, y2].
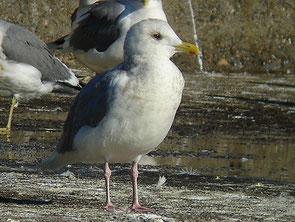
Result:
[217, 58, 229, 66]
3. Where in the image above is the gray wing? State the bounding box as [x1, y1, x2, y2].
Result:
[0, 20, 76, 84]
[56, 68, 121, 153]
[69, 0, 125, 52]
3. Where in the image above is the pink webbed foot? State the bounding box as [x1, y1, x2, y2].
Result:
[104, 202, 121, 211]
[127, 202, 156, 212]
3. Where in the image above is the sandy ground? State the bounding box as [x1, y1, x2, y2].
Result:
[1, 160, 295, 221]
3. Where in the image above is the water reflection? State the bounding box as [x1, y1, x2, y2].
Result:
[1, 130, 294, 182]
[155, 134, 295, 182]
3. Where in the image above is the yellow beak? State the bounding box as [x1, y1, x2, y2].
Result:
[175, 42, 199, 55]
[142, 0, 148, 6]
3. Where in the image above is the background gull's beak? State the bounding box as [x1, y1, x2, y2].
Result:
[175, 42, 199, 55]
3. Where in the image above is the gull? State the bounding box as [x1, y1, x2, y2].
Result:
[48, 0, 167, 73]
[40, 19, 199, 211]
[0, 20, 81, 134]
[71, 0, 100, 30]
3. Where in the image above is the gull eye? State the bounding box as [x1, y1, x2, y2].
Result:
[152, 32, 163, 40]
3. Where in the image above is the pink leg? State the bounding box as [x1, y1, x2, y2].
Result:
[104, 162, 120, 211]
[128, 162, 155, 212]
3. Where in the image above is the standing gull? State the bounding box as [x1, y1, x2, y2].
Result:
[40, 19, 199, 211]
[48, 0, 167, 73]
[0, 20, 80, 134]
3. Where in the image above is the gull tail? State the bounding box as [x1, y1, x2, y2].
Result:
[38, 151, 78, 170]
[47, 35, 70, 52]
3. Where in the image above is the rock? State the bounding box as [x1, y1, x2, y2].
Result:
[217, 58, 229, 66]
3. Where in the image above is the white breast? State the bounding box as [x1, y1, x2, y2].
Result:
[73, 60, 184, 163]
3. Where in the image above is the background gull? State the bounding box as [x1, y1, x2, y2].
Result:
[40, 18, 199, 211]
[0, 20, 81, 134]
[48, 0, 167, 73]
[71, 0, 100, 31]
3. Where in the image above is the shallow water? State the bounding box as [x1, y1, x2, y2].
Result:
[0, 72, 294, 182]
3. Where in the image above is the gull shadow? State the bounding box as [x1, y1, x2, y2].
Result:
[0, 196, 52, 205]
[208, 95, 295, 107]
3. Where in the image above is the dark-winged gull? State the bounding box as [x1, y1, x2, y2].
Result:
[71, 0, 100, 30]
[40, 19, 199, 211]
[48, 0, 167, 73]
[0, 20, 81, 134]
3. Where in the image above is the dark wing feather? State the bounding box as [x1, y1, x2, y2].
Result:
[46, 34, 68, 50]
[69, 1, 125, 52]
[71, 7, 79, 25]
[56, 69, 118, 153]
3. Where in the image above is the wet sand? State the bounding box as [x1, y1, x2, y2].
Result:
[0, 72, 295, 221]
